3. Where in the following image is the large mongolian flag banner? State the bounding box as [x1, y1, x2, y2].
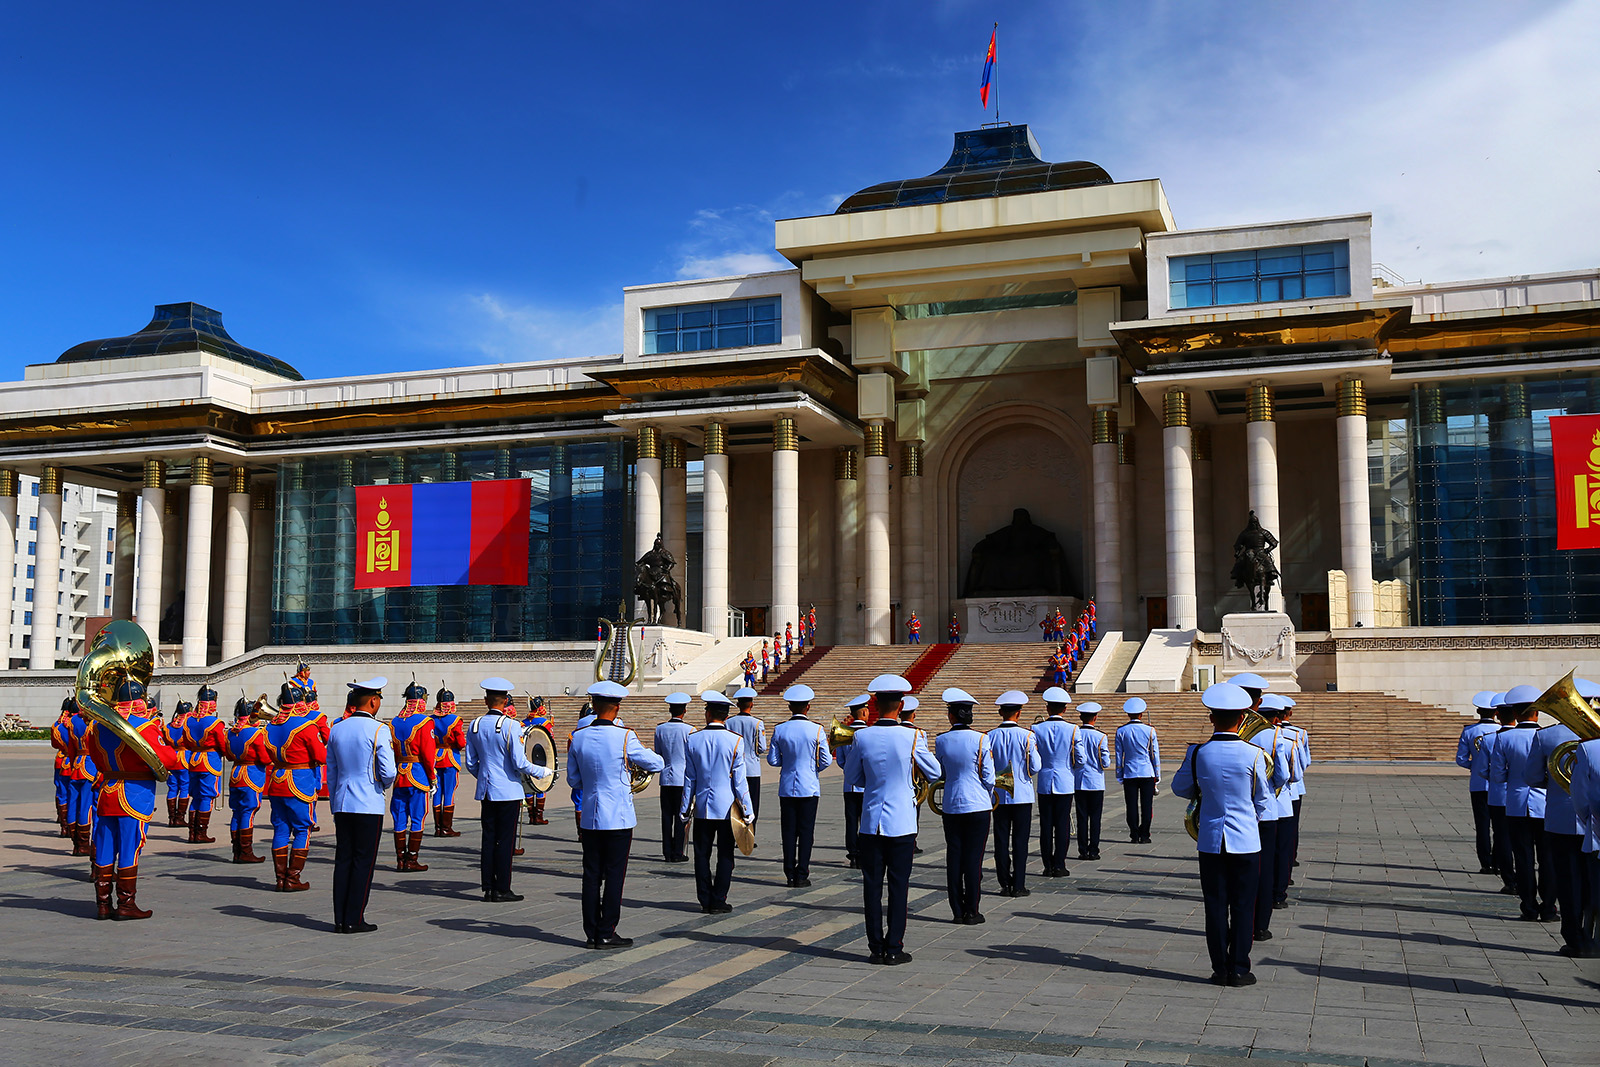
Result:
[353, 479, 531, 589]
[1550, 413, 1600, 550]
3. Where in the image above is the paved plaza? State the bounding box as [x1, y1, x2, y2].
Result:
[1, 747, 1595, 1067]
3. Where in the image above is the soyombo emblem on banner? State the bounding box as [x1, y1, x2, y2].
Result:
[1549, 414, 1600, 550]
[367, 498, 402, 574]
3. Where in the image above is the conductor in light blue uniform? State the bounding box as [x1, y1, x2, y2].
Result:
[1115, 698, 1161, 843]
[463, 677, 552, 904]
[1457, 691, 1501, 874]
[568, 681, 664, 948]
[836, 693, 870, 869]
[935, 687, 995, 924]
[653, 693, 695, 863]
[1172, 683, 1275, 987]
[768, 684, 833, 887]
[728, 687, 767, 823]
[988, 690, 1042, 897]
[1033, 686, 1080, 878]
[1074, 703, 1110, 859]
[847, 674, 942, 965]
[680, 691, 753, 913]
[326, 677, 398, 934]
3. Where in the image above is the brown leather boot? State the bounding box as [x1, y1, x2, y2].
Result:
[237, 828, 264, 864]
[229, 829, 240, 861]
[72, 824, 91, 857]
[432, 807, 443, 837]
[57, 803, 70, 837]
[394, 832, 409, 871]
[176, 797, 191, 826]
[286, 848, 310, 891]
[526, 797, 539, 825]
[166, 798, 180, 826]
[441, 806, 461, 837]
[533, 797, 548, 825]
[408, 831, 428, 872]
[272, 846, 290, 891]
[93, 864, 115, 920]
[194, 811, 215, 844]
[112, 869, 152, 920]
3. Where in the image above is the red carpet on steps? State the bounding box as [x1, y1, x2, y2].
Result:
[758, 644, 832, 694]
[903, 643, 960, 694]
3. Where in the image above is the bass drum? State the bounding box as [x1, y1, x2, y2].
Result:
[522, 722, 558, 794]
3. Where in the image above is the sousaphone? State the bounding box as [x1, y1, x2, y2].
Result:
[75, 619, 168, 782]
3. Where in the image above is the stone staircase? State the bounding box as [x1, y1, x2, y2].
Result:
[1095, 639, 1142, 692]
[916, 642, 1067, 706]
[748, 644, 927, 717]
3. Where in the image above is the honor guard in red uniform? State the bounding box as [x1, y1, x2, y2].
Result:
[784, 623, 795, 659]
[83, 679, 185, 919]
[263, 682, 326, 892]
[742, 651, 759, 689]
[1055, 609, 1068, 641]
[390, 682, 437, 872]
[60, 698, 99, 856]
[430, 686, 466, 837]
[760, 641, 770, 682]
[1040, 612, 1053, 642]
[948, 614, 961, 644]
[226, 698, 269, 863]
[807, 605, 818, 644]
[905, 612, 922, 644]
[524, 696, 553, 826]
[183, 687, 229, 844]
[1051, 648, 1071, 688]
[50, 698, 74, 838]
[303, 681, 331, 829]
[165, 698, 191, 826]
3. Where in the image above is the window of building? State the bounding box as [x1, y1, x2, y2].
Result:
[24, 589, 31, 602]
[23, 611, 31, 626]
[104, 595, 111, 610]
[106, 549, 113, 565]
[104, 573, 112, 587]
[644, 297, 780, 354]
[21, 635, 29, 648]
[27, 517, 35, 531]
[1169, 242, 1350, 309]
[27, 542, 34, 556]
[25, 565, 33, 579]
[30, 483, 37, 496]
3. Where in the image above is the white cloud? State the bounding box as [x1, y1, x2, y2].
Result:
[676, 251, 791, 280]
[671, 198, 824, 280]
[446, 292, 621, 363]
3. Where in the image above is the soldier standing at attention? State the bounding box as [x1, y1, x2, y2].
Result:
[1074, 703, 1110, 859]
[934, 687, 995, 924]
[988, 690, 1042, 896]
[165, 698, 192, 828]
[768, 683, 832, 887]
[1172, 683, 1274, 986]
[463, 677, 550, 903]
[742, 650, 759, 690]
[430, 687, 467, 837]
[326, 677, 398, 934]
[948, 613, 961, 644]
[680, 690, 752, 912]
[653, 692, 695, 862]
[50, 698, 72, 838]
[905, 612, 921, 644]
[226, 699, 268, 864]
[1115, 698, 1161, 844]
[728, 687, 767, 824]
[569, 681, 664, 947]
[60, 698, 98, 857]
[835, 693, 871, 868]
[760, 640, 771, 682]
[1457, 692, 1501, 874]
[389, 682, 437, 872]
[183, 687, 229, 845]
[263, 682, 325, 893]
[1033, 686, 1080, 878]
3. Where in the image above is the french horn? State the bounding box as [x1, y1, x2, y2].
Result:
[75, 620, 168, 782]
[827, 717, 856, 748]
[1184, 709, 1274, 841]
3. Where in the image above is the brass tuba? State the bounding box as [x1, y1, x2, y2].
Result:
[75, 620, 168, 782]
[827, 717, 856, 748]
[1184, 709, 1273, 841]
[1528, 669, 1600, 793]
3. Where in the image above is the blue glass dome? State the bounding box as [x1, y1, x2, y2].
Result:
[56, 302, 302, 381]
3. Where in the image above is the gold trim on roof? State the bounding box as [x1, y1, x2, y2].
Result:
[190, 456, 213, 487]
[899, 442, 922, 475]
[229, 467, 249, 495]
[635, 427, 661, 460]
[144, 458, 166, 490]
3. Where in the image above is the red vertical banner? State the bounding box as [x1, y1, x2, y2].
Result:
[1550, 413, 1600, 550]
[468, 478, 531, 585]
[354, 485, 413, 588]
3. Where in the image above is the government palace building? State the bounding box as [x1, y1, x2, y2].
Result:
[2, 124, 1597, 737]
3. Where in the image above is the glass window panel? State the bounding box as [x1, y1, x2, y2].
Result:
[648, 310, 677, 330]
[751, 301, 778, 321]
[1304, 249, 1336, 270]
[1170, 281, 1188, 308]
[1217, 279, 1257, 304]
[1281, 276, 1303, 300]
[1259, 253, 1301, 276]
[715, 325, 749, 347]
[1214, 256, 1256, 279]
[681, 308, 712, 328]
[1333, 267, 1350, 295]
[1259, 278, 1281, 302]
[1187, 283, 1213, 306]
[1304, 271, 1337, 297]
[1182, 258, 1213, 282]
[751, 322, 777, 345]
[714, 303, 749, 324]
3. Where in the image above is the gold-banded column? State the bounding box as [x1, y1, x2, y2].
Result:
[1162, 390, 1197, 630]
[30, 466, 63, 669]
[181, 456, 215, 666]
[771, 416, 800, 637]
[1337, 378, 1375, 627]
[635, 428, 662, 612]
[1091, 408, 1123, 632]
[701, 422, 730, 637]
[899, 441, 925, 640]
[663, 438, 688, 616]
[0, 470, 16, 659]
[1245, 382, 1283, 612]
[1192, 426, 1216, 628]
[135, 459, 167, 636]
[220, 467, 251, 661]
[863, 422, 892, 645]
[835, 447, 860, 643]
[1117, 433, 1139, 635]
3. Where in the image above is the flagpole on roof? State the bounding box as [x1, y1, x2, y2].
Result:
[993, 22, 999, 126]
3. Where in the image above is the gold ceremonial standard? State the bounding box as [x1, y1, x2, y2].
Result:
[75, 620, 168, 782]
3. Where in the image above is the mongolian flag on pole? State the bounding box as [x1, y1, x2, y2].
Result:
[353, 479, 531, 588]
[980, 27, 996, 109]
[1550, 413, 1600, 550]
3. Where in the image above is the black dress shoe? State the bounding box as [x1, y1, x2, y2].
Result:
[1539, 910, 1559, 922]
[711, 903, 733, 914]
[886, 951, 913, 965]
[951, 915, 967, 924]
[1499, 885, 1517, 895]
[349, 921, 377, 934]
[333, 923, 349, 934]
[497, 891, 525, 902]
[868, 952, 885, 965]
[1012, 888, 1032, 898]
[1292, 859, 1300, 867]
[701, 905, 714, 914]
[482, 892, 495, 902]
[1208, 972, 1228, 986]
[598, 935, 634, 948]
[1479, 866, 1497, 875]
[784, 878, 796, 887]
[1518, 911, 1539, 921]
[1229, 972, 1257, 986]
[584, 939, 602, 949]
[971, 912, 985, 924]
[1272, 901, 1286, 910]
[794, 878, 811, 887]
[1255, 929, 1273, 941]
[997, 886, 1013, 897]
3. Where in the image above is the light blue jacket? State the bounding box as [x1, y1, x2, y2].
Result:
[464, 710, 550, 802]
[986, 722, 1042, 805]
[1570, 738, 1600, 853]
[934, 726, 995, 815]
[652, 718, 695, 788]
[835, 717, 868, 794]
[1492, 723, 1546, 818]
[845, 721, 942, 836]
[1075, 728, 1110, 791]
[1524, 724, 1578, 835]
[326, 712, 398, 815]
[1284, 723, 1310, 798]
[567, 720, 664, 830]
[1172, 734, 1274, 854]
[1457, 720, 1498, 792]
[1115, 721, 1161, 781]
[726, 712, 767, 776]
[1476, 728, 1507, 805]
[680, 724, 753, 820]
[1032, 717, 1081, 795]
[1249, 725, 1299, 821]
[767, 716, 833, 798]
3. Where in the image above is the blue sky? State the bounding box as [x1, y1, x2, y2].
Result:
[2, 0, 1595, 380]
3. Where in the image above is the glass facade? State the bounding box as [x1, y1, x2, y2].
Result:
[271, 439, 632, 645]
[644, 297, 779, 355]
[1170, 242, 1350, 310]
[1409, 377, 1600, 625]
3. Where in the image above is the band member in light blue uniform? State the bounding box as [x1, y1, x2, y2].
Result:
[988, 690, 1042, 897]
[768, 683, 832, 886]
[1033, 686, 1080, 877]
[680, 691, 752, 913]
[935, 688, 995, 924]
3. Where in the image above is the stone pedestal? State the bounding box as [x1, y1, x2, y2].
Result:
[952, 596, 1083, 644]
[1219, 611, 1299, 691]
[635, 626, 718, 689]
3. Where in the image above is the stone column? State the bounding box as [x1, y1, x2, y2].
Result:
[1091, 409, 1123, 632]
[899, 442, 925, 634]
[863, 422, 892, 645]
[1163, 389, 1197, 630]
[835, 447, 859, 644]
[771, 416, 800, 638]
[219, 468, 250, 661]
[247, 482, 273, 649]
[1246, 383, 1283, 612]
[135, 459, 165, 635]
[111, 492, 136, 619]
[1193, 426, 1216, 628]
[31, 466, 63, 669]
[635, 427, 662, 595]
[1337, 378, 1375, 627]
[181, 456, 216, 667]
[0, 470, 16, 657]
[701, 422, 730, 637]
[663, 437, 688, 611]
[1118, 433, 1138, 635]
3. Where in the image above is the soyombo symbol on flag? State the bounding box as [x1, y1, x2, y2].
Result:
[1550, 413, 1600, 550]
[354, 479, 531, 588]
